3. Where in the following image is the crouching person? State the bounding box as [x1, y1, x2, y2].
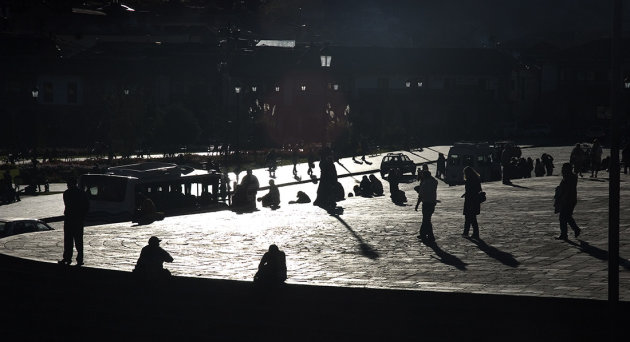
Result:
[133, 236, 174, 279]
[254, 244, 287, 285]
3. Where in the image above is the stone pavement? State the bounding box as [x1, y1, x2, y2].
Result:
[1, 145, 629, 301]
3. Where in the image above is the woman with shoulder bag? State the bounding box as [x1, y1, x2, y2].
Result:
[462, 166, 482, 239]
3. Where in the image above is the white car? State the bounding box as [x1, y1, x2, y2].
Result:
[0, 218, 54, 238]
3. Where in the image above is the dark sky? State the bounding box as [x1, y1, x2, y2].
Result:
[312, 0, 628, 47]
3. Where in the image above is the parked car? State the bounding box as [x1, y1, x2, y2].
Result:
[0, 218, 54, 238]
[446, 142, 502, 185]
[380, 152, 416, 178]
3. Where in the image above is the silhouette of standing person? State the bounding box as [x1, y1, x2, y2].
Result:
[254, 244, 287, 285]
[534, 158, 545, 177]
[314, 154, 338, 210]
[58, 177, 89, 266]
[554, 163, 581, 240]
[590, 139, 603, 178]
[241, 169, 260, 209]
[436, 153, 446, 179]
[415, 170, 438, 242]
[133, 236, 174, 278]
[461, 166, 482, 239]
[307, 149, 316, 176]
[570, 143, 585, 177]
[541, 153, 554, 176]
[292, 147, 299, 175]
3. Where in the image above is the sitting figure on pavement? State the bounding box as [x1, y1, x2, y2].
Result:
[369, 174, 384, 196]
[232, 169, 260, 209]
[133, 236, 174, 278]
[258, 179, 280, 208]
[388, 168, 407, 204]
[254, 244, 287, 285]
[289, 191, 311, 204]
[359, 175, 373, 197]
[135, 193, 164, 225]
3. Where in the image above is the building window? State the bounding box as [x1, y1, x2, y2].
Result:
[43, 82, 53, 103]
[67, 82, 77, 104]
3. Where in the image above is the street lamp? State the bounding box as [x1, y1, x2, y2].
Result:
[251, 86, 257, 92]
[624, 77, 630, 89]
[300, 84, 307, 92]
[123, 88, 130, 95]
[234, 86, 241, 94]
[275, 86, 280, 92]
[31, 87, 39, 100]
[405, 81, 411, 88]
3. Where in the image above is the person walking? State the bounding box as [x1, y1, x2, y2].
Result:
[554, 163, 581, 240]
[292, 147, 299, 175]
[58, 177, 90, 266]
[307, 149, 316, 176]
[570, 143, 585, 177]
[415, 170, 438, 242]
[435, 153, 446, 179]
[590, 139, 603, 178]
[461, 166, 482, 239]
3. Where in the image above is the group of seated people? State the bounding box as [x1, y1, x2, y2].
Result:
[352, 174, 384, 197]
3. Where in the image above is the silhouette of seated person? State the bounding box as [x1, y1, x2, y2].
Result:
[198, 187, 215, 206]
[388, 168, 406, 204]
[133, 236, 174, 278]
[135, 193, 164, 224]
[289, 191, 311, 204]
[359, 175, 373, 197]
[369, 174, 384, 196]
[254, 244, 287, 285]
[232, 169, 260, 209]
[258, 179, 280, 208]
[167, 185, 186, 209]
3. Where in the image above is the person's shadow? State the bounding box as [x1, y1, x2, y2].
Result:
[566, 239, 630, 270]
[332, 214, 379, 259]
[467, 237, 520, 268]
[423, 240, 467, 270]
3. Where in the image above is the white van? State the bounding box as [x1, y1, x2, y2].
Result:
[445, 142, 501, 185]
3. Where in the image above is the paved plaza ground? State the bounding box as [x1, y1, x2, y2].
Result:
[2, 145, 629, 302]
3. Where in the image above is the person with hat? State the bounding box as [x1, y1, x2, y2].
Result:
[133, 236, 174, 277]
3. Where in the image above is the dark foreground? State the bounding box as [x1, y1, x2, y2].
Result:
[1, 254, 625, 342]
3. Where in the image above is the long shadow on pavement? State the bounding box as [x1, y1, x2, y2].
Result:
[467, 237, 520, 268]
[423, 240, 467, 271]
[504, 182, 531, 189]
[332, 215, 379, 259]
[567, 239, 630, 270]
